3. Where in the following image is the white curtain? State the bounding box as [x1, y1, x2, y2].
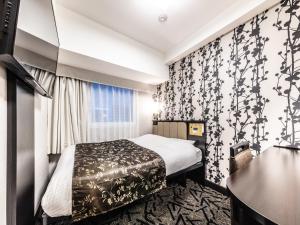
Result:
[88, 83, 139, 142]
[49, 77, 91, 154]
[49, 78, 139, 153]
[25, 65, 56, 96]
[27, 64, 140, 154]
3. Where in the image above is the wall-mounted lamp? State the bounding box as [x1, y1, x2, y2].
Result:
[152, 97, 163, 121]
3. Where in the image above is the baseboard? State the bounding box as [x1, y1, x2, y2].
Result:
[204, 179, 229, 196]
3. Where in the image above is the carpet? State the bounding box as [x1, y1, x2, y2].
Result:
[66, 179, 231, 225]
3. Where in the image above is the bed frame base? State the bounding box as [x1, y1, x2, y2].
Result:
[166, 162, 205, 187]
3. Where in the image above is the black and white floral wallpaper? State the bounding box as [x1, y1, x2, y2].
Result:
[197, 38, 225, 184]
[273, 0, 300, 147]
[227, 11, 270, 154]
[155, 0, 300, 186]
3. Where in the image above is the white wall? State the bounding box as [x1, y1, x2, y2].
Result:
[0, 68, 52, 220]
[0, 66, 7, 225]
[18, 0, 59, 46]
[138, 92, 154, 136]
[53, 4, 168, 84]
[0, 66, 51, 222]
[57, 64, 156, 93]
[34, 94, 50, 213]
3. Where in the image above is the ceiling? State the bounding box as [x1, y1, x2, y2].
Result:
[55, 0, 247, 53]
[51, 0, 278, 84]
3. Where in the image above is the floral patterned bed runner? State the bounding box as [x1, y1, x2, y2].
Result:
[72, 139, 166, 222]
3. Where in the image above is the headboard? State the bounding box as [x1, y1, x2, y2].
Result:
[153, 120, 207, 180]
[152, 120, 206, 147]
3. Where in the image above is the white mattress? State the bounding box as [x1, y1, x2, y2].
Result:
[42, 134, 202, 217]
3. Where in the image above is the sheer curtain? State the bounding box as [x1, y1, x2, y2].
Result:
[88, 83, 139, 142]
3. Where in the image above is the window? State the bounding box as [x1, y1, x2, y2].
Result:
[91, 83, 134, 123]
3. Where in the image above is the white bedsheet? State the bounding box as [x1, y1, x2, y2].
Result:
[41, 134, 202, 217]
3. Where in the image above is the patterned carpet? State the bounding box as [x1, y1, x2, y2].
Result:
[52, 180, 231, 225]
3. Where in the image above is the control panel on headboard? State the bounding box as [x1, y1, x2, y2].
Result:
[187, 121, 206, 151]
[153, 120, 206, 152]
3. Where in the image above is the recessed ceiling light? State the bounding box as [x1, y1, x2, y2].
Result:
[158, 14, 168, 23]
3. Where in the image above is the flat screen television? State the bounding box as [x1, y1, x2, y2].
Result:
[0, 0, 59, 97]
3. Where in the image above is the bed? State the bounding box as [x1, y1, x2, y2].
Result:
[41, 121, 206, 223]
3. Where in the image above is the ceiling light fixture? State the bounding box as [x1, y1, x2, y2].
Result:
[158, 14, 168, 23]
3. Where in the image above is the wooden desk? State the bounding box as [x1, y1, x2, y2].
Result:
[227, 147, 300, 225]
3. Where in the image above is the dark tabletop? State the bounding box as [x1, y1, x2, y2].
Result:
[227, 146, 300, 225]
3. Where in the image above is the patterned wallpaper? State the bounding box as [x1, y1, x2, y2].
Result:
[154, 0, 300, 186]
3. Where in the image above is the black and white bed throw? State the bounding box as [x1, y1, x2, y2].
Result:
[72, 140, 166, 222]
